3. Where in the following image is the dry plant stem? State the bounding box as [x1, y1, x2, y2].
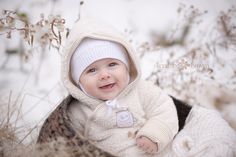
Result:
[17, 124, 38, 145]
[14, 82, 59, 123]
[0, 91, 12, 128]
[1, 82, 62, 147]
[13, 94, 26, 131]
[6, 91, 12, 129]
[51, 19, 59, 38]
[12, 83, 62, 144]
[76, 0, 84, 22]
[0, 9, 68, 55]
[7, 71, 33, 131]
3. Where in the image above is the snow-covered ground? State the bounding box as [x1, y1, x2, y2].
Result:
[0, 0, 235, 143]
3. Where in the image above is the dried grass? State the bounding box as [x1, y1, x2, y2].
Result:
[138, 5, 236, 131]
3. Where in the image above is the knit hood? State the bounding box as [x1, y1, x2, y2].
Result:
[61, 18, 141, 107]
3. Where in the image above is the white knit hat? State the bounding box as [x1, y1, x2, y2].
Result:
[70, 38, 129, 85]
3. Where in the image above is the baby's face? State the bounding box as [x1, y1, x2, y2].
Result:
[79, 58, 129, 100]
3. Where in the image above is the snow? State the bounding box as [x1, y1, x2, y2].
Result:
[0, 0, 236, 143]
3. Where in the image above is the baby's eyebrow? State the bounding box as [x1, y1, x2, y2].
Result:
[85, 66, 93, 71]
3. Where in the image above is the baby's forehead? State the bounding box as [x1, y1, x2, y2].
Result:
[86, 58, 124, 67]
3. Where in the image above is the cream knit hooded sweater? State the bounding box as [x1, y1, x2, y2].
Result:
[61, 18, 179, 156]
[61, 18, 236, 157]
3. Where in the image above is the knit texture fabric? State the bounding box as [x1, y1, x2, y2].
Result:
[68, 80, 178, 156]
[37, 95, 236, 157]
[70, 38, 129, 85]
[56, 17, 236, 157]
[62, 17, 179, 156]
[171, 105, 236, 157]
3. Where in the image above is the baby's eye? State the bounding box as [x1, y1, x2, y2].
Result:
[109, 62, 118, 67]
[87, 68, 96, 73]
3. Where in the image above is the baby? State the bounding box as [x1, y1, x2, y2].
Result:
[61, 18, 179, 157]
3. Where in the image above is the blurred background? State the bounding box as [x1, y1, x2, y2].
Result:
[0, 0, 235, 148]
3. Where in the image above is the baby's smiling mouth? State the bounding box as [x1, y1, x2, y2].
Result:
[99, 83, 115, 89]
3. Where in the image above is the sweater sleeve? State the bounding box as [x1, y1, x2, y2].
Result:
[136, 81, 179, 152]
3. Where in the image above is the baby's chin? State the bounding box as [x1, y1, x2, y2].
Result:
[99, 96, 116, 101]
[98, 93, 119, 101]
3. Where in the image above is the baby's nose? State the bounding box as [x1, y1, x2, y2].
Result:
[99, 70, 111, 80]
